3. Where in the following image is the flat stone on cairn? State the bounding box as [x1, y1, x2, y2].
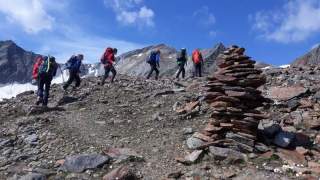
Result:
[198, 45, 267, 153]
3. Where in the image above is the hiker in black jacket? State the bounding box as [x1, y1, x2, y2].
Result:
[176, 48, 188, 79]
[36, 56, 58, 106]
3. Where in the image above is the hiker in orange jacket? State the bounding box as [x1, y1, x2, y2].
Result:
[192, 49, 203, 77]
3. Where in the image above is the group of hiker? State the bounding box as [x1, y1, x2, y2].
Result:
[31, 47, 204, 106]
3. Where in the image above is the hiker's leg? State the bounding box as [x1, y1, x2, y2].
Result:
[182, 66, 185, 79]
[43, 76, 51, 106]
[37, 75, 45, 104]
[176, 64, 182, 78]
[155, 66, 159, 80]
[147, 64, 154, 79]
[101, 67, 110, 85]
[198, 64, 202, 77]
[75, 73, 81, 87]
[64, 70, 75, 89]
[193, 64, 197, 77]
[110, 66, 117, 82]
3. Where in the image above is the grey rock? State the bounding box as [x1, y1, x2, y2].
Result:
[273, 131, 295, 148]
[0, 138, 14, 148]
[24, 134, 38, 145]
[186, 137, 205, 150]
[178, 150, 203, 164]
[182, 128, 194, 135]
[19, 173, 45, 180]
[62, 154, 110, 173]
[255, 143, 270, 153]
[287, 98, 300, 110]
[225, 132, 254, 146]
[104, 148, 144, 163]
[209, 146, 247, 163]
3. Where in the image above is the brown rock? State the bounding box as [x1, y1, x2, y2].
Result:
[267, 85, 308, 101]
[204, 124, 223, 133]
[193, 132, 213, 142]
[184, 101, 199, 112]
[276, 149, 307, 166]
[214, 96, 240, 104]
[296, 147, 308, 155]
[210, 101, 231, 108]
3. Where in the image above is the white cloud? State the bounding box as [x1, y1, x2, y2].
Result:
[250, 0, 320, 43]
[0, 0, 145, 63]
[36, 27, 144, 63]
[193, 6, 216, 27]
[104, 0, 155, 27]
[0, 0, 55, 34]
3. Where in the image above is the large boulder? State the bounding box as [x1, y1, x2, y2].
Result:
[61, 154, 110, 173]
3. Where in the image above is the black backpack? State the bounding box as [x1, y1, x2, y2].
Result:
[39, 56, 57, 76]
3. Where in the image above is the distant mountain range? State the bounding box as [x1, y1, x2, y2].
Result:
[3, 39, 318, 85]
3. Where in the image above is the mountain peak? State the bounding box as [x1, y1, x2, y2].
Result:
[291, 43, 320, 67]
[0, 40, 16, 47]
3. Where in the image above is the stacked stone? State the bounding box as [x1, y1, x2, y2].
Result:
[201, 45, 267, 153]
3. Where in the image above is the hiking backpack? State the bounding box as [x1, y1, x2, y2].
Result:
[192, 50, 202, 64]
[65, 55, 78, 70]
[147, 51, 157, 64]
[32, 56, 43, 79]
[101, 48, 114, 64]
[177, 50, 187, 64]
[39, 56, 56, 76]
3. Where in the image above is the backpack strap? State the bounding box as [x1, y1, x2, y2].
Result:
[46, 55, 51, 73]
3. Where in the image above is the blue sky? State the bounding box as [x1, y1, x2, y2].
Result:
[0, 0, 320, 65]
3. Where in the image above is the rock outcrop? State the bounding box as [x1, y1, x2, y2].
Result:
[291, 44, 320, 67]
[0, 40, 39, 84]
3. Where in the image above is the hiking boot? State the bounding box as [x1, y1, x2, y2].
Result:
[36, 97, 42, 105]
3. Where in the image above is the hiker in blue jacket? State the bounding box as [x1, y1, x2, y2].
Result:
[146, 50, 160, 80]
[63, 54, 84, 91]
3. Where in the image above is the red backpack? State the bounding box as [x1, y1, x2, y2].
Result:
[192, 50, 202, 64]
[101, 48, 114, 64]
[32, 56, 43, 79]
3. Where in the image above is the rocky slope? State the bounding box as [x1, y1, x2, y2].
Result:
[1, 59, 320, 179]
[292, 45, 320, 67]
[0, 40, 39, 84]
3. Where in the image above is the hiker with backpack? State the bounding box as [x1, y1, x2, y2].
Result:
[32, 56, 44, 85]
[176, 48, 188, 79]
[63, 54, 84, 91]
[100, 48, 118, 85]
[36, 56, 58, 106]
[192, 49, 203, 77]
[146, 50, 161, 80]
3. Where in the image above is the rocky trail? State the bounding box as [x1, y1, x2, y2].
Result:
[1, 49, 320, 179]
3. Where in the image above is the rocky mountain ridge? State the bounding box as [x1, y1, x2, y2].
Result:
[292, 45, 320, 67]
[0, 40, 39, 84]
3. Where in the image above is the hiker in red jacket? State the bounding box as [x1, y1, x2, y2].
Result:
[32, 56, 44, 85]
[192, 49, 203, 77]
[100, 47, 118, 85]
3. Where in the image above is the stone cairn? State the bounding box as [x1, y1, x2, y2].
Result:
[201, 45, 267, 152]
